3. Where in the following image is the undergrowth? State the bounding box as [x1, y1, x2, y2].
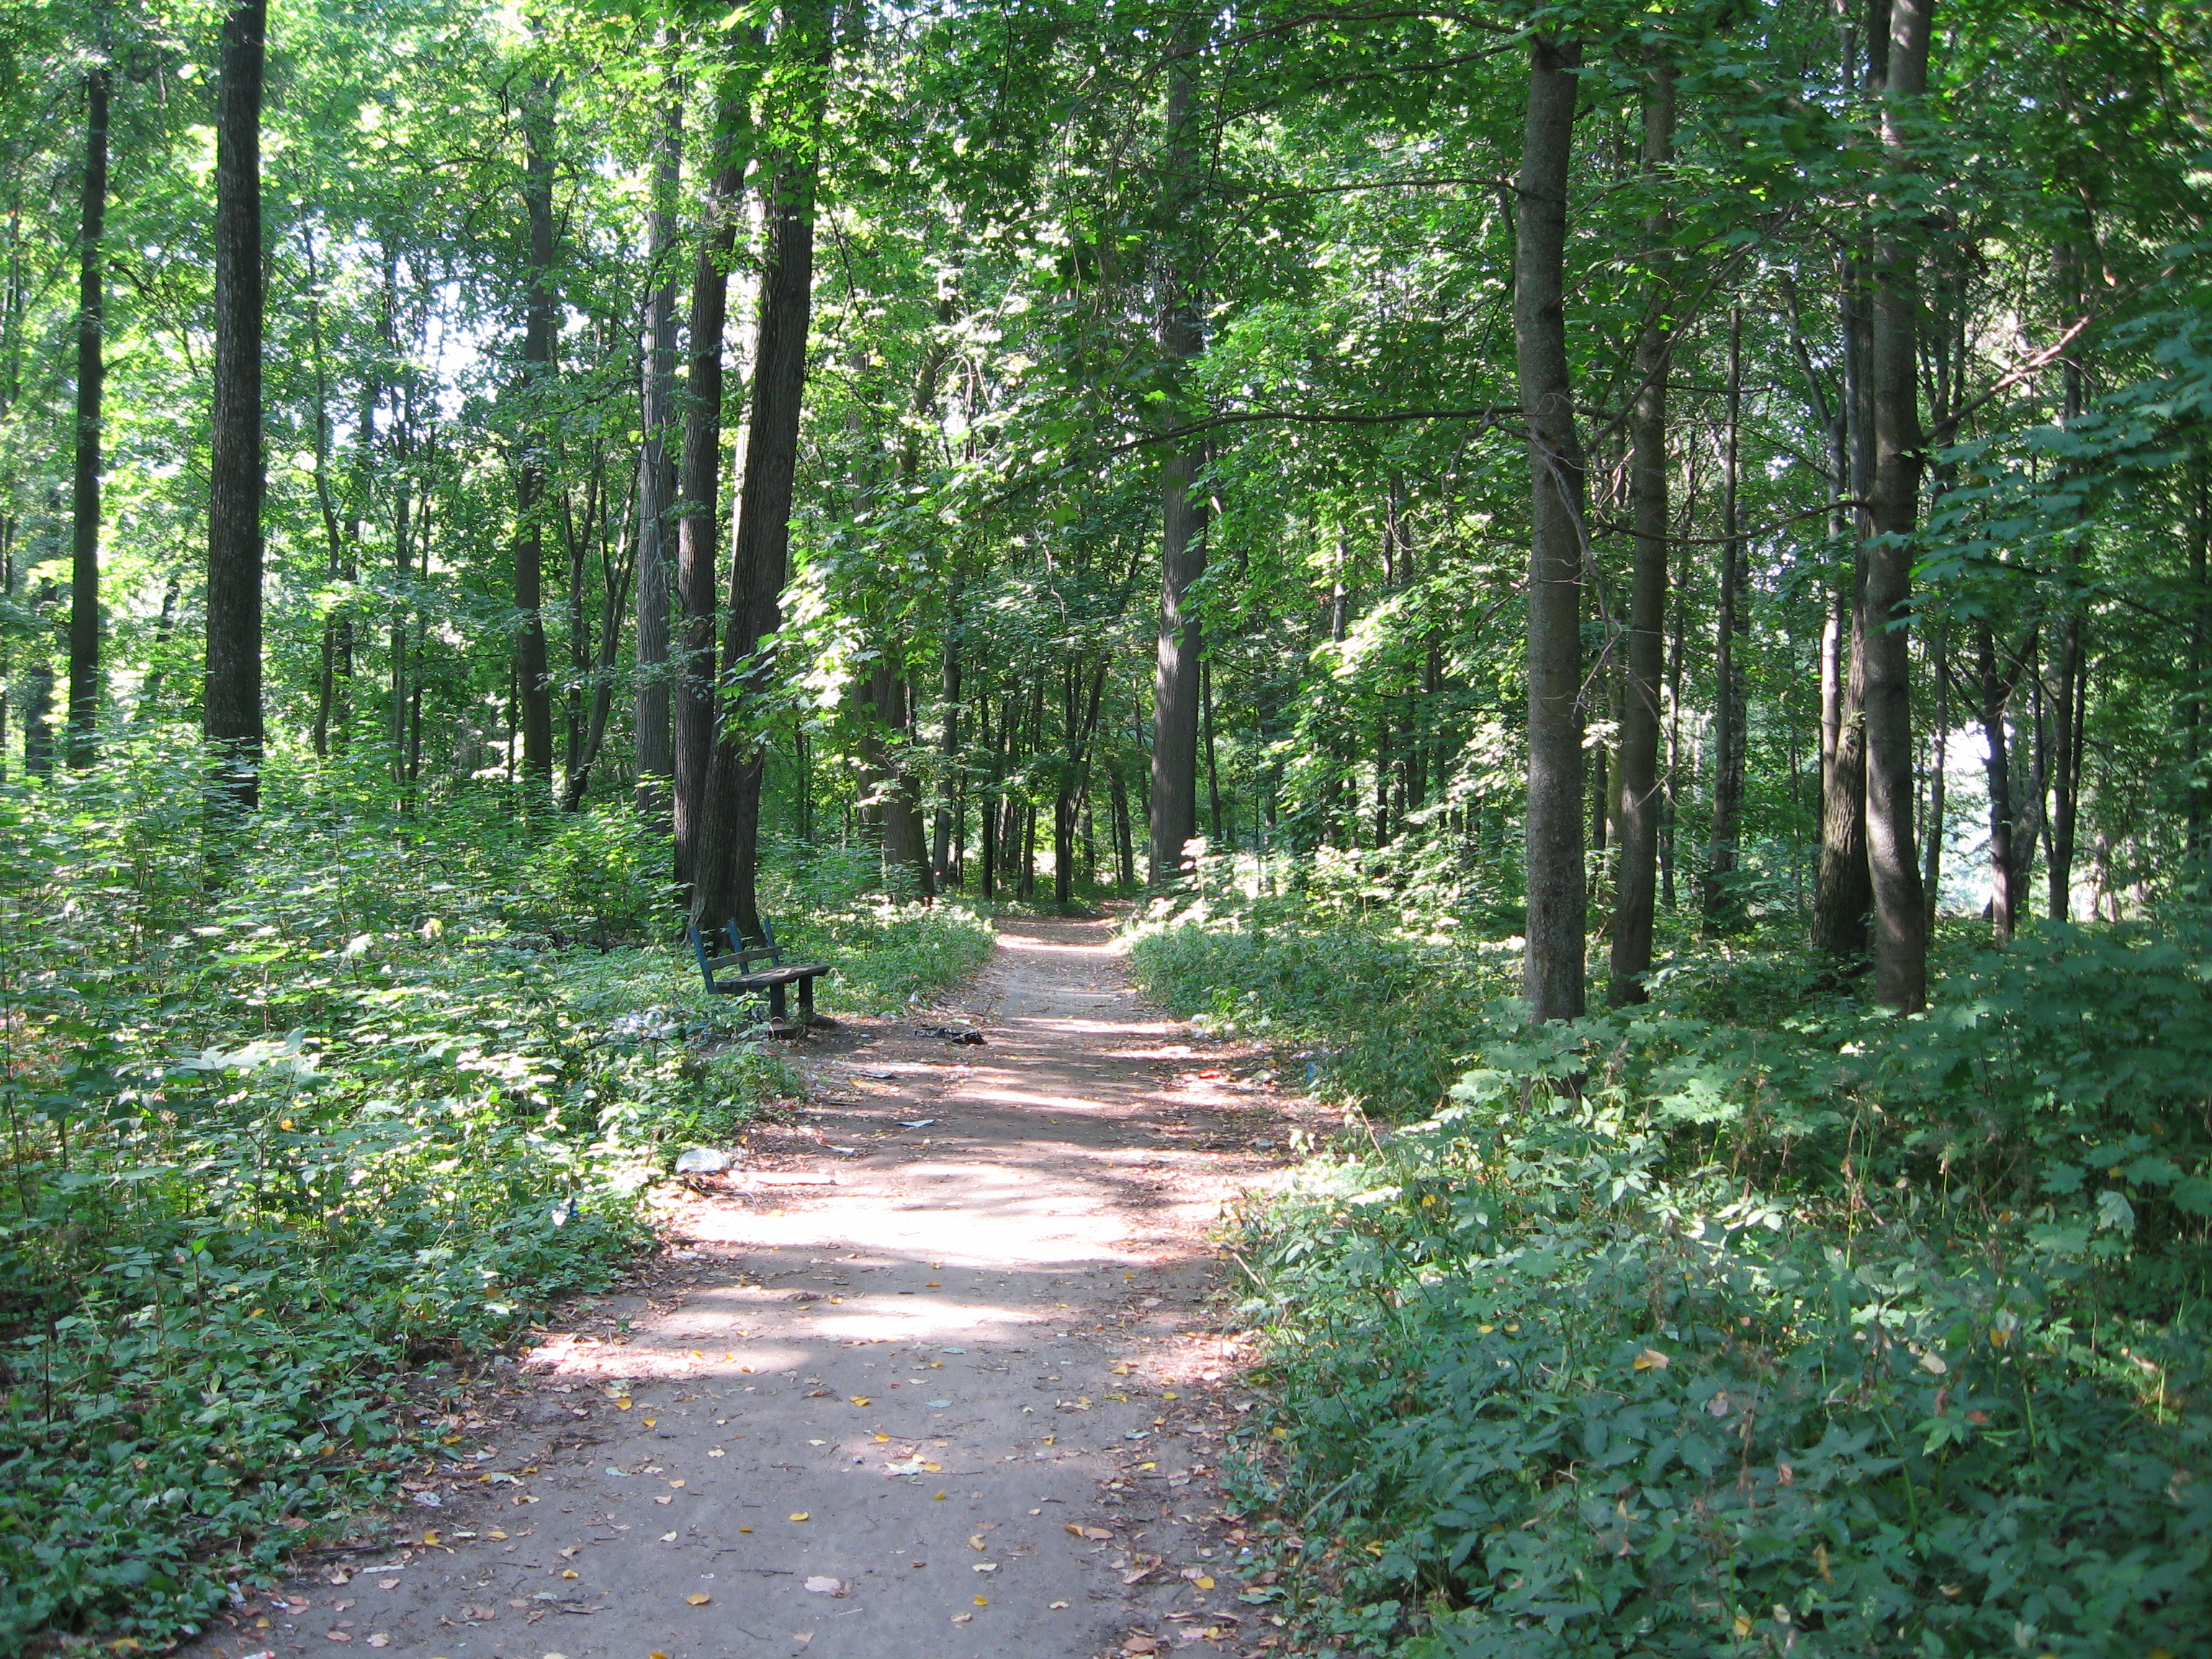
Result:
[1129, 860, 2212, 1658]
[0, 744, 988, 1650]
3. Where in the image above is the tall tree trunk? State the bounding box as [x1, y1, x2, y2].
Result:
[1608, 57, 1674, 1004]
[874, 663, 933, 897]
[1148, 53, 1209, 889]
[2046, 244, 2087, 921]
[513, 80, 558, 797]
[1704, 308, 1749, 932]
[1514, 31, 1588, 1023]
[634, 76, 682, 824]
[1814, 257, 1875, 960]
[205, 0, 266, 809]
[672, 97, 745, 894]
[694, 0, 833, 940]
[1978, 624, 2029, 937]
[1923, 616, 1947, 932]
[1863, 0, 1933, 1010]
[68, 65, 107, 768]
[932, 629, 961, 884]
[2188, 444, 2208, 870]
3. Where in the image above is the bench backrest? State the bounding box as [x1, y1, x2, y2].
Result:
[688, 918, 786, 988]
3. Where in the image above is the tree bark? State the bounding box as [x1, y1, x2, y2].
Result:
[513, 79, 558, 797]
[2188, 444, 2209, 869]
[672, 97, 746, 894]
[1147, 54, 1209, 889]
[68, 65, 107, 768]
[1608, 58, 1673, 1005]
[1978, 624, 2032, 937]
[634, 76, 682, 824]
[1814, 256, 1874, 960]
[205, 0, 266, 809]
[2046, 245, 2087, 921]
[1514, 31, 1588, 1023]
[1863, 0, 1933, 1010]
[1704, 307, 1748, 932]
[693, 0, 833, 940]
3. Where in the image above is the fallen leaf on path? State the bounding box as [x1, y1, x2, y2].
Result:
[653, 1495, 673, 1505]
[950, 1614, 972, 1624]
[685, 1593, 711, 1606]
[1124, 1635, 1159, 1654]
[557, 1547, 580, 1559]
[462, 1604, 496, 1622]
[378, 1581, 400, 1591]
[364, 1637, 390, 1649]
[974, 1596, 989, 1606]
[968, 1535, 986, 1550]
[660, 1532, 678, 1542]
[324, 1632, 351, 1643]
[1068, 1524, 1114, 1539]
[788, 1512, 810, 1521]
[849, 1396, 870, 1406]
[973, 1563, 997, 1573]
[1049, 1601, 1070, 1609]
[803, 1577, 845, 1596]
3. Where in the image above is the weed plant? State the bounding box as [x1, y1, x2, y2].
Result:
[1128, 867, 2212, 1657]
[0, 742, 989, 1650]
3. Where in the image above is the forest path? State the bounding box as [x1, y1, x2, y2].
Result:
[204, 912, 1303, 1659]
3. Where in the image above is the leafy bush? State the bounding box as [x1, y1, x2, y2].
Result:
[1228, 1091, 2211, 1658]
[0, 747, 986, 1651]
[1144, 862, 2212, 1656]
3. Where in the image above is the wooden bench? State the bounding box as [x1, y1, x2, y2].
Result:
[688, 919, 832, 1035]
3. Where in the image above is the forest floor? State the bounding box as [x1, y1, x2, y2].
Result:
[186, 911, 1318, 1659]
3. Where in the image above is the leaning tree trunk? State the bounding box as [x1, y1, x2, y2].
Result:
[1863, 0, 1933, 1011]
[634, 76, 681, 825]
[1513, 30, 1589, 1024]
[205, 0, 266, 809]
[1147, 53, 1209, 889]
[68, 65, 107, 768]
[1606, 57, 1674, 1005]
[693, 0, 833, 940]
[671, 97, 745, 895]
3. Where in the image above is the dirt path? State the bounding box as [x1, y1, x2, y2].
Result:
[201, 912, 1305, 1659]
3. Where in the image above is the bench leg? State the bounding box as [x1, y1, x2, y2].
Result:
[768, 981, 789, 1024]
[798, 976, 816, 1025]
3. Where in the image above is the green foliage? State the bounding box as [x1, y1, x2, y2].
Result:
[1142, 874, 2212, 1656]
[1126, 850, 1519, 1118]
[0, 750, 974, 1650]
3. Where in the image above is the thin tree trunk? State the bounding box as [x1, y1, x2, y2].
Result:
[2046, 245, 2087, 922]
[1979, 624, 2028, 937]
[1514, 30, 1588, 1022]
[68, 65, 107, 768]
[1923, 616, 1947, 932]
[672, 96, 745, 894]
[513, 80, 558, 797]
[694, 1, 833, 939]
[932, 630, 961, 882]
[205, 1, 266, 808]
[1704, 308, 1748, 932]
[1864, 0, 1933, 1010]
[2188, 444, 2208, 869]
[634, 75, 682, 824]
[1607, 60, 1673, 1004]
